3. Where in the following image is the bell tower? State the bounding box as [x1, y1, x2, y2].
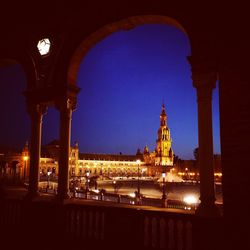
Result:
[155, 103, 174, 166]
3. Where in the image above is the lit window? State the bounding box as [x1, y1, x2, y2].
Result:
[37, 38, 51, 56]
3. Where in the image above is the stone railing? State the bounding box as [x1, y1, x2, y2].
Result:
[0, 197, 222, 250]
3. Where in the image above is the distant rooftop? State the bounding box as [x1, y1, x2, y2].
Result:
[79, 153, 143, 162]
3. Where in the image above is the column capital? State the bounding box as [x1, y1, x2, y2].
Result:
[187, 56, 217, 90]
[55, 98, 77, 112]
[27, 103, 48, 118]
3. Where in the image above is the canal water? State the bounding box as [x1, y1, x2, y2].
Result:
[95, 179, 223, 204]
[39, 179, 223, 208]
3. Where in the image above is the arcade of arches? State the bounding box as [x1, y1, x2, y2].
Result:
[1, 2, 250, 249]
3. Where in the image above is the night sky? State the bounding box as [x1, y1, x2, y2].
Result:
[0, 24, 220, 159]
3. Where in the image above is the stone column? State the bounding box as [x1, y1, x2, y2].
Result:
[56, 98, 75, 200]
[189, 57, 220, 216]
[26, 104, 47, 199]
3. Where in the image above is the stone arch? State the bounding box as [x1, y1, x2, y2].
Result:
[0, 54, 37, 90]
[67, 15, 190, 86]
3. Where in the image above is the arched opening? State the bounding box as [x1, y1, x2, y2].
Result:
[65, 16, 223, 211]
[0, 63, 29, 147]
[0, 62, 30, 184]
[68, 15, 188, 86]
[73, 24, 194, 157]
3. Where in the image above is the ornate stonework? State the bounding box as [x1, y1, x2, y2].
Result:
[154, 104, 174, 166]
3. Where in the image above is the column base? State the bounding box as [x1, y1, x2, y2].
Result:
[195, 202, 221, 217]
[54, 192, 70, 203]
[23, 191, 40, 201]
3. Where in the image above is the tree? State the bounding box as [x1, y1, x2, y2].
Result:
[173, 154, 179, 165]
[193, 147, 199, 161]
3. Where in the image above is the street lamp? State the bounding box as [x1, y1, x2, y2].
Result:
[162, 172, 167, 208]
[47, 171, 51, 192]
[72, 175, 77, 198]
[136, 159, 141, 205]
[185, 167, 188, 180]
[23, 156, 29, 182]
[85, 171, 90, 199]
[113, 180, 117, 193]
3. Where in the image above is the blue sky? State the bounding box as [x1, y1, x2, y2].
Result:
[0, 24, 220, 159]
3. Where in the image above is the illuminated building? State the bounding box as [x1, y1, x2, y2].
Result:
[39, 104, 173, 178]
[148, 103, 174, 175]
[0, 105, 173, 179]
[1, 105, 222, 182]
[155, 103, 174, 166]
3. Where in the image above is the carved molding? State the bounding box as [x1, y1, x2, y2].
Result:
[27, 103, 47, 120]
[55, 97, 77, 113]
[188, 56, 217, 89]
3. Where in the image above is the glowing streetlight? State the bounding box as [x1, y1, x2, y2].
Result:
[47, 170, 51, 192]
[85, 172, 90, 199]
[113, 180, 116, 193]
[23, 155, 29, 181]
[162, 172, 167, 208]
[136, 159, 141, 205]
[37, 38, 51, 56]
[183, 194, 198, 210]
[183, 194, 198, 204]
[185, 167, 189, 180]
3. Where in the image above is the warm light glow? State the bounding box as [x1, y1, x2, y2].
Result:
[129, 193, 136, 198]
[162, 172, 166, 178]
[23, 156, 29, 161]
[183, 195, 198, 205]
[136, 159, 141, 164]
[37, 38, 51, 56]
[214, 173, 222, 177]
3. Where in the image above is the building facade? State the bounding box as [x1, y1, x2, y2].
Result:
[0, 105, 174, 180]
[39, 104, 174, 178]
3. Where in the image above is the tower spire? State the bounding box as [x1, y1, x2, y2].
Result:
[155, 103, 173, 166]
[160, 102, 167, 126]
